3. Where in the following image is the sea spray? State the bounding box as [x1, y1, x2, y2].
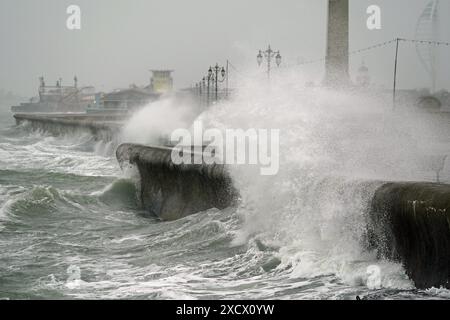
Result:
[2, 80, 448, 298]
[120, 97, 202, 146]
[198, 70, 442, 289]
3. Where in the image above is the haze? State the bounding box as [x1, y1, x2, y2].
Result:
[0, 0, 449, 97]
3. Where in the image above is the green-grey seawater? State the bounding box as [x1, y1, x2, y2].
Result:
[0, 104, 449, 300]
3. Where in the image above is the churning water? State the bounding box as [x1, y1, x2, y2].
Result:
[0, 82, 449, 299]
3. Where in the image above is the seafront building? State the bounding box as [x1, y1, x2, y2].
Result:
[86, 70, 174, 114]
[11, 76, 95, 113]
[11, 69, 175, 114]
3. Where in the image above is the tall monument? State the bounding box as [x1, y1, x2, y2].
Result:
[324, 0, 350, 87]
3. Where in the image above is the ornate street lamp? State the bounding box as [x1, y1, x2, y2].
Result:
[257, 51, 263, 66]
[275, 52, 282, 67]
[207, 63, 226, 103]
[257, 45, 282, 79]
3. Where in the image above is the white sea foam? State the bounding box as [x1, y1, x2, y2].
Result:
[198, 69, 446, 291]
[0, 132, 118, 177]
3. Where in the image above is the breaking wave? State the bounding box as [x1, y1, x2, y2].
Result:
[1, 76, 449, 299]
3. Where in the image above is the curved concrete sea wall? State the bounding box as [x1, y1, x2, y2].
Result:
[116, 143, 450, 289]
[14, 113, 125, 142]
[368, 183, 450, 289]
[116, 143, 237, 221]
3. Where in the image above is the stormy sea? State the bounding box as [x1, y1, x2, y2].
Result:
[0, 90, 449, 300]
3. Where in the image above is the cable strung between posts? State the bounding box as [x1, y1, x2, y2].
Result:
[284, 39, 398, 68]
[400, 38, 450, 46]
[212, 38, 450, 81]
[280, 38, 449, 69]
[227, 61, 253, 79]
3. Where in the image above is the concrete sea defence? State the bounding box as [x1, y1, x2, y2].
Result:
[116, 143, 450, 289]
[14, 113, 127, 142]
[368, 182, 450, 289]
[116, 143, 238, 221]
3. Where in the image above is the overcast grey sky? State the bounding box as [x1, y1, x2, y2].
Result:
[0, 0, 449, 96]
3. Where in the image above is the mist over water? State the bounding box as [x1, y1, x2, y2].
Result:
[0, 68, 450, 299]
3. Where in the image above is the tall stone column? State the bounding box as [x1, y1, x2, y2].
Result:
[324, 0, 350, 87]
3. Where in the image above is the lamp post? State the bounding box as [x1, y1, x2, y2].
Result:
[199, 77, 205, 105]
[195, 82, 200, 96]
[206, 74, 211, 106]
[207, 63, 226, 103]
[257, 45, 282, 80]
[393, 38, 400, 111]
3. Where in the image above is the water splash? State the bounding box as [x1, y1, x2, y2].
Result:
[198, 70, 446, 290]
